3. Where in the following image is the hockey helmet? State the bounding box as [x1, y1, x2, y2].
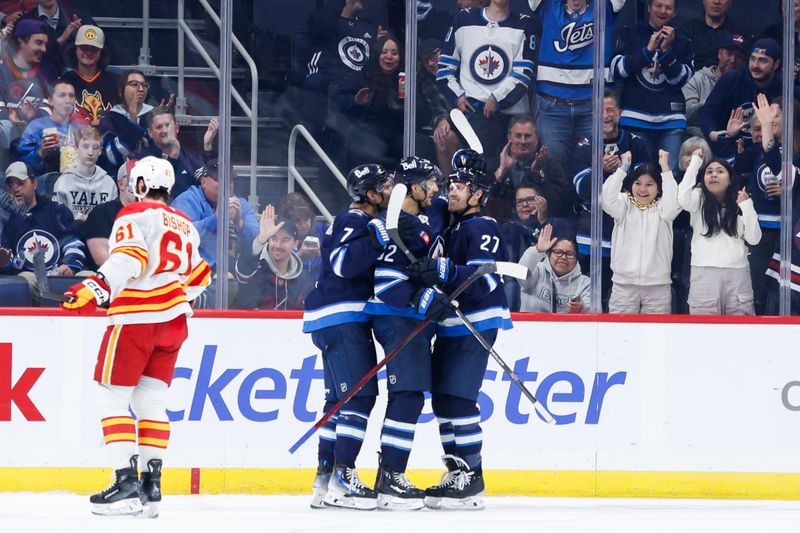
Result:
[449, 167, 493, 207]
[394, 156, 436, 189]
[129, 156, 175, 200]
[451, 148, 487, 174]
[346, 163, 392, 202]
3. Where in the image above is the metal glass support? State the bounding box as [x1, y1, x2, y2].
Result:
[589, 0, 608, 314]
[215, 0, 233, 309]
[404, 0, 418, 157]
[138, 0, 150, 67]
[780, 0, 796, 315]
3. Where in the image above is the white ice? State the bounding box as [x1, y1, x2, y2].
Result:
[0, 494, 798, 533]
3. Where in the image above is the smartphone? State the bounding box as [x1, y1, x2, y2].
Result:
[303, 236, 320, 248]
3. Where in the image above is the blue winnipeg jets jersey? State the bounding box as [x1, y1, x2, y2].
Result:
[437, 8, 535, 114]
[306, 3, 377, 79]
[439, 214, 512, 337]
[302, 209, 382, 333]
[531, 0, 625, 101]
[364, 211, 445, 319]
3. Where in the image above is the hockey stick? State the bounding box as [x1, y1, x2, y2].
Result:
[32, 247, 67, 303]
[385, 188, 556, 424]
[288, 261, 496, 454]
[449, 108, 484, 154]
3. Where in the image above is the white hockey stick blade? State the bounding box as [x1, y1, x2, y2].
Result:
[386, 183, 407, 231]
[449, 108, 483, 154]
[494, 261, 529, 281]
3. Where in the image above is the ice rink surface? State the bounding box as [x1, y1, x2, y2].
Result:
[1, 494, 798, 533]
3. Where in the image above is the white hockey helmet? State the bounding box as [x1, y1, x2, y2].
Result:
[129, 156, 175, 200]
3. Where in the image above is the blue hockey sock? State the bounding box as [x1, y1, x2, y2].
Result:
[317, 400, 337, 467]
[435, 394, 482, 469]
[380, 391, 424, 472]
[333, 396, 375, 467]
[431, 394, 457, 457]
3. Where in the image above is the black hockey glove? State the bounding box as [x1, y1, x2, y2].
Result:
[414, 287, 454, 322]
[397, 215, 421, 247]
[366, 219, 391, 251]
[406, 256, 453, 288]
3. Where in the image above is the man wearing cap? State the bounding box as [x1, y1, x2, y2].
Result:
[80, 159, 137, 271]
[61, 25, 118, 126]
[0, 19, 59, 124]
[683, 33, 747, 135]
[681, 0, 750, 70]
[171, 158, 258, 271]
[698, 38, 783, 159]
[0, 160, 86, 303]
[22, 0, 94, 72]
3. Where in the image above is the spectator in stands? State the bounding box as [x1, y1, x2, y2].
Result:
[335, 33, 404, 167]
[0, 19, 58, 125]
[277, 191, 326, 266]
[682, 0, 749, 70]
[677, 150, 761, 315]
[611, 0, 693, 171]
[171, 157, 259, 270]
[234, 207, 315, 310]
[518, 223, 590, 313]
[683, 33, 746, 137]
[0, 8, 23, 56]
[761, 0, 799, 87]
[602, 150, 681, 314]
[0, 160, 86, 302]
[15, 78, 82, 174]
[61, 25, 118, 126]
[489, 115, 576, 223]
[698, 38, 783, 159]
[52, 126, 115, 221]
[417, 1, 489, 45]
[418, 38, 460, 174]
[143, 107, 214, 199]
[21, 0, 92, 73]
[437, 0, 534, 158]
[80, 159, 136, 271]
[530, 0, 626, 164]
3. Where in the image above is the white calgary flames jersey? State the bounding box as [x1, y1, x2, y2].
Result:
[98, 201, 211, 325]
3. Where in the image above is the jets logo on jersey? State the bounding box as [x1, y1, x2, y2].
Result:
[470, 45, 509, 85]
[636, 63, 668, 91]
[554, 21, 594, 53]
[756, 164, 780, 193]
[15, 230, 59, 271]
[338, 36, 369, 71]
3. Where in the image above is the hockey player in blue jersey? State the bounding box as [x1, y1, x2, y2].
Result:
[407, 158, 512, 510]
[364, 156, 450, 510]
[530, 0, 626, 163]
[437, 0, 535, 157]
[302, 164, 394, 510]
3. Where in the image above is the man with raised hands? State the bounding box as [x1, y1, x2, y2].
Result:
[60, 156, 211, 518]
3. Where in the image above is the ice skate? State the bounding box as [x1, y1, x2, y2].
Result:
[139, 459, 162, 518]
[423, 454, 461, 509]
[322, 463, 377, 510]
[310, 459, 333, 509]
[438, 458, 484, 511]
[375, 462, 425, 511]
[90, 455, 143, 516]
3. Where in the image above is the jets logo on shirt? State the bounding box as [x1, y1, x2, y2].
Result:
[756, 164, 780, 193]
[470, 45, 509, 85]
[636, 64, 668, 91]
[554, 22, 594, 53]
[15, 230, 59, 271]
[338, 36, 369, 71]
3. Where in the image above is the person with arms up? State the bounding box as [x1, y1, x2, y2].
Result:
[59, 156, 211, 517]
[302, 163, 394, 510]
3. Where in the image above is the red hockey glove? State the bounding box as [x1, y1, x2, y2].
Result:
[61, 275, 110, 315]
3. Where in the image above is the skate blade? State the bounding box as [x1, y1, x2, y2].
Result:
[91, 498, 143, 516]
[438, 494, 485, 511]
[140, 501, 160, 518]
[322, 493, 377, 510]
[377, 494, 425, 511]
[423, 496, 441, 509]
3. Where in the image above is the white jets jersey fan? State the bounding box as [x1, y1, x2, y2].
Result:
[98, 157, 211, 325]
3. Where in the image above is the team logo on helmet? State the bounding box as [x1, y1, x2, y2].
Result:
[470, 45, 509, 85]
[339, 37, 369, 71]
[15, 230, 59, 271]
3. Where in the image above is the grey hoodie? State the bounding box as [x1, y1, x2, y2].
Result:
[683, 66, 719, 125]
[53, 165, 118, 218]
[518, 247, 591, 313]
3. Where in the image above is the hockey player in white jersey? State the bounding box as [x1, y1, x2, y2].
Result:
[61, 156, 211, 517]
